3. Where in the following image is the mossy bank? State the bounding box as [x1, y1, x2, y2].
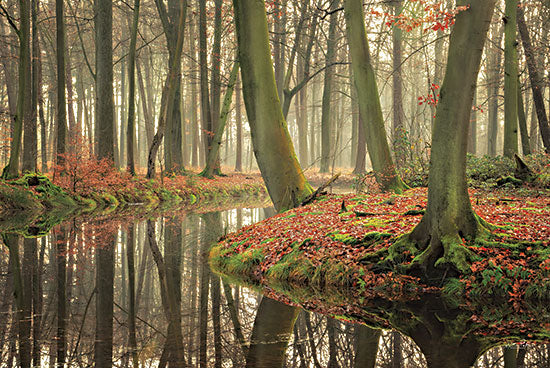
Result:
[210, 188, 550, 306]
[0, 172, 266, 235]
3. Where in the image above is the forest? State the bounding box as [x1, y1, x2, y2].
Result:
[0, 0, 550, 366]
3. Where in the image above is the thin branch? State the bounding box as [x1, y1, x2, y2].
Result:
[0, 2, 20, 37]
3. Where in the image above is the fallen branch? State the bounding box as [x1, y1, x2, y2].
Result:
[300, 173, 341, 206]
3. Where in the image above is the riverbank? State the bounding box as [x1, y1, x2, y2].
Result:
[210, 187, 550, 306]
[0, 172, 267, 235]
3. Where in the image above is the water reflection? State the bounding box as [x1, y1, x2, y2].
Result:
[1, 206, 549, 367]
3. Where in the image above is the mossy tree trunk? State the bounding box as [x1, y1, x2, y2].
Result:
[344, 0, 407, 193]
[232, 0, 313, 212]
[406, 0, 497, 273]
[503, 0, 519, 158]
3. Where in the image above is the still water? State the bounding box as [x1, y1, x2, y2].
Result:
[1, 203, 550, 367]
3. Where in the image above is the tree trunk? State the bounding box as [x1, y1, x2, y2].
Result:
[232, 0, 313, 212]
[320, 1, 339, 173]
[392, 0, 406, 167]
[95, 0, 114, 161]
[24, 0, 39, 173]
[2, 0, 30, 178]
[344, 0, 407, 192]
[407, 0, 497, 274]
[146, 1, 187, 178]
[503, 0, 519, 158]
[235, 76, 243, 171]
[209, 0, 223, 174]
[199, 0, 213, 163]
[201, 61, 239, 178]
[468, 91, 477, 155]
[487, 24, 503, 157]
[126, 0, 140, 175]
[517, 6, 550, 153]
[518, 83, 531, 155]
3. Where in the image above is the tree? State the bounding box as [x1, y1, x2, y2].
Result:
[391, 0, 406, 167]
[125, 0, 140, 175]
[517, 4, 550, 153]
[319, 0, 339, 173]
[146, 0, 187, 178]
[503, 0, 519, 158]
[344, 0, 407, 193]
[396, 0, 497, 273]
[155, 0, 185, 174]
[201, 61, 240, 178]
[56, 0, 66, 167]
[95, 0, 114, 161]
[232, 0, 312, 212]
[2, 0, 31, 178]
[486, 23, 503, 157]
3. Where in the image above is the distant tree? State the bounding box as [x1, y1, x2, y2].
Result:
[503, 0, 519, 158]
[517, 4, 550, 153]
[319, 0, 338, 173]
[126, 0, 140, 175]
[55, 0, 66, 167]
